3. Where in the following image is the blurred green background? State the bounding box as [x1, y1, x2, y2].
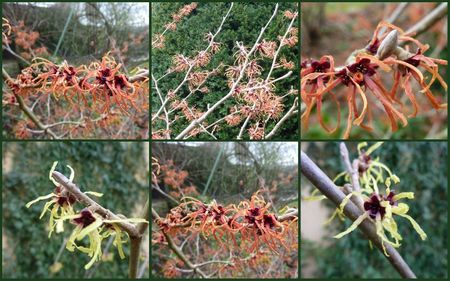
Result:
[2, 142, 149, 278]
[151, 3, 299, 140]
[301, 142, 448, 278]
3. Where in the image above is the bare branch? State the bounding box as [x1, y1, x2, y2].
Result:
[406, 3, 448, 37]
[266, 97, 298, 139]
[51, 171, 142, 238]
[152, 208, 208, 278]
[339, 142, 364, 210]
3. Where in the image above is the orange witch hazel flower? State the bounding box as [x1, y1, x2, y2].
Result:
[301, 21, 447, 138]
[5, 53, 147, 113]
[2, 17, 11, 41]
[154, 191, 297, 254]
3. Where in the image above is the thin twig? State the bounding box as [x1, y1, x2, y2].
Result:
[152, 184, 179, 206]
[266, 97, 298, 139]
[152, 208, 208, 278]
[405, 3, 448, 37]
[379, 2, 410, 36]
[339, 142, 365, 210]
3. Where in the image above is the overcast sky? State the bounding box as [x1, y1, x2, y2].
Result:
[174, 142, 299, 166]
[15, 2, 149, 26]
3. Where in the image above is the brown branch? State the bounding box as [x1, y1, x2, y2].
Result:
[278, 209, 298, 222]
[129, 70, 149, 83]
[152, 208, 208, 278]
[301, 150, 417, 278]
[52, 171, 142, 238]
[378, 2, 410, 36]
[405, 3, 447, 37]
[3, 67, 59, 139]
[129, 198, 149, 279]
[339, 142, 365, 211]
[265, 97, 298, 139]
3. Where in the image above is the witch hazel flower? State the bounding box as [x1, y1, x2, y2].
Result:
[333, 142, 427, 256]
[26, 162, 147, 270]
[334, 186, 427, 257]
[55, 208, 146, 269]
[301, 21, 447, 138]
[26, 161, 103, 238]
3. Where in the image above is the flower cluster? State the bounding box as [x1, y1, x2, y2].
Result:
[2, 18, 48, 59]
[26, 162, 147, 269]
[301, 21, 447, 138]
[154, 191, 297, 254]
[313, 142, 427, 256]
[219, 11, 297, 139]
[157, 160, 199, 198]
[6, 54, 148, 113]
[152, 3, 198, 49]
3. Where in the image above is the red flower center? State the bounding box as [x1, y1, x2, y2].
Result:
[73, 209, 96, 227]
[363, 191, 396, 219]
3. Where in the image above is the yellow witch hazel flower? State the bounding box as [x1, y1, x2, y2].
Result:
[26, 161, 103, 237]
[334, 142, 400, 194]
[27, 161, 148, 270]
[54, 208, 147, 269]
[332, 142, 427, 256]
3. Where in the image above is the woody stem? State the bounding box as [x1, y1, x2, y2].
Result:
[151, 208, 208, 278]
[129, 198, 149, 278]
[2, 67, 59, 139]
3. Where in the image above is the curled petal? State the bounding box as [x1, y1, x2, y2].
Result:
[365, 142, 383, 155]
[39, 200, 56, 219]
[67, 165, 75, 182]
[26, 193, 56, 208]
[49, 161, 59, 186]
[350, 81, 368, 126]
[343, 91, 354, 139]
[393, 192, 414, 201]
[402, 73, 419, 117]
[84, 191, 103, 197]
[334, 212, 369, 239]
[391, 202, 409, 215]
[398, 213, 427, 240]
[84, 231, 103, 270]
[66, 225, 83, 252]
[77, 219, 104, 241]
